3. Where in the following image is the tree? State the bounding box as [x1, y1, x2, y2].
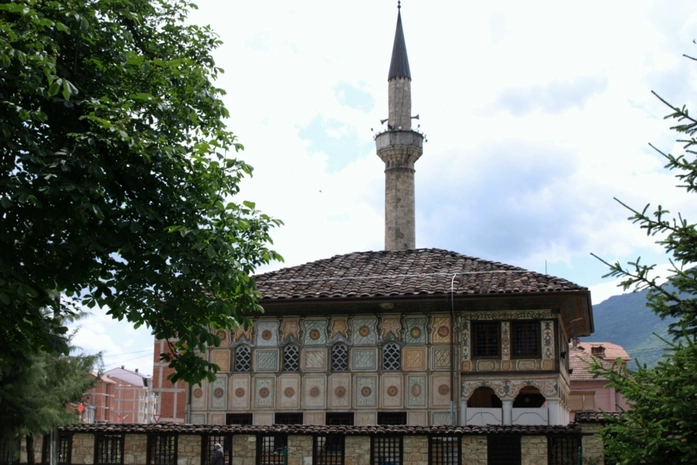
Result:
[591, 53, 697, 464]
[0, 0, 282, 384]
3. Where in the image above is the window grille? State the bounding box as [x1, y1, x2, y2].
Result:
[371, 437, 402, 465]
[548, 435, 581, 465]
[382, 343, 401, 371]
[428, 436, 460, 465]
[377, 412, 407, 425]
[511, 322, 540, 358]
[472, 322, 500, 358]
[275, 413, 303, 425]
[95, 434, 124, 465]
[331, 344, 348, 371]
[258, 435, 287, 465]
[234, 346, 252, 372]
[326, 412, 354, 425]
[314, 435, 344, 465]
[283, 345, 299, 371]
[227, 413, 253, 425]
[487, 435, 520, 465]
[202, 434, 232, 465]
[57, 432, 72, 465]
[147, 435, 177, 465]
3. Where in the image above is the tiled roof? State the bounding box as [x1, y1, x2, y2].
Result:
[570, 347, 612, 381]
[254, 248, 588, 302]
[61, 422, 581, 435]
[577, 342, 630, 362]
[575, 411, 621, 423]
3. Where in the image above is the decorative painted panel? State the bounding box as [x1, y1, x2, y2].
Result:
[405, 317, 427, 344]
[408, 411, 427, 426]
[233, 325, 253, 343]
[543, 321, 554, 359]
[303, 319, 328, 345]
[209, 413, 225, 425]
[381, 374, 403, 408]
[229, 375, 250, 410]
[501, 321, 510, 360]
[432, 412, 451, 426]
[432, 348, 451, 370]
[431, 316, 452, 344]
[380, 316, 401, 339]
[463, 309, 555, 320]
[516, 359, 538, 370]
[328, 374, 351, 409]
[475, 359, 500, 371]
[356, 412, 376, 425]
[430, 374, 451, 407]
[330, 317, 348, 339]
[190, 413, 206, 424]
[281, 319, 300, 341]
[461, 379, 559, 400]
[406, 375, 427, 408]
[254, 377, 275, 409]
[303, 376, 327, 409]
[256, 321, 279, 346]
[211, 350, 229, 372]
[214, 329, 230, 347]
[351, 318, 378, 346]
[191, 380, 207, 410]
[403, 347, 426, 371]
[210, 375, 227, 410]
[305, 412, 324, 425]
[303, 348, 327, 371]
[351, 348, 377, 371]
[278, 375, 300, 409]
[255, 349, 278, 372]
[255, 413, 273, 425]
[462, 320, 470, 361]
[355, 375, 378, 408]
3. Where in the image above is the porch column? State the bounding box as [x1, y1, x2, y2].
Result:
[547, 399, 560, 425]
[502, 399, 512, 425]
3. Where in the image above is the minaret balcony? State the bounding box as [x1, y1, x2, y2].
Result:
[375, 129, 424, 151]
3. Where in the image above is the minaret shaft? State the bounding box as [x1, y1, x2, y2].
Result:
[376, 6, 423, 251]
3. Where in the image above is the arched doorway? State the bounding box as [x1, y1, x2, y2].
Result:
[513, 386, 546, 408]
[467, 386, 503, 408]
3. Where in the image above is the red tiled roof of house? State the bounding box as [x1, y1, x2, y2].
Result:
[577, 342, 630, 362]
[253, 248, 588, 301]
[569, 346, 613, 381]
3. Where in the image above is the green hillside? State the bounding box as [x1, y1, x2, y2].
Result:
[583, 290, 676, 368]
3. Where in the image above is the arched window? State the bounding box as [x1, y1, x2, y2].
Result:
[283, 345, 299, 371]
[382, 343, 401, 371]
[467, 386, 502, 408]
[331, 344, 348, 371]
[233, 346, 251, 372]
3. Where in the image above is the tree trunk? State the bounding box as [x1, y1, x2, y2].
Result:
[26, 434, 35, 465]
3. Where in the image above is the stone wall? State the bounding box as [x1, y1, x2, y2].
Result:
[461, 436, 487, 465]
[17, 422, 607, 465]
[520, 436, 547, 465]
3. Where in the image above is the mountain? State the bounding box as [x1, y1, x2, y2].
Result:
[583, 289, 677, 368]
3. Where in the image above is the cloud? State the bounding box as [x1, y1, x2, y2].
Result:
[496, 77, 608, 116]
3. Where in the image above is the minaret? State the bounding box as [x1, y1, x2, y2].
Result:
[375, 2, 423, 251]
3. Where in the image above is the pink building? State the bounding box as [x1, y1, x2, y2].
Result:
[569, 341, 631, 420]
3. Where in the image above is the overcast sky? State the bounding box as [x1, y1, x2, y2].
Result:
[72, 0, 697, 374]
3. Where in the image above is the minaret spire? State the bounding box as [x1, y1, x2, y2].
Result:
[375, 3, 423, 251]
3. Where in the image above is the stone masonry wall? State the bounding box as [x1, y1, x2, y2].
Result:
[232, 435, 256, 465]
[287, 435, 312, 465]
[581, 423, 605, 465]
[403, 436, 427, 465]
[461, 436, 487, 465]
[344, 436, 370, 465]
[520, 436, 547, 465]
[123, 434, 146, 465]
[71, 433, 94, 465]
[178, 435, 201, 465]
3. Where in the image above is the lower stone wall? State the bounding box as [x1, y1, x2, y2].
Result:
[17, 422, 605, 465]
[521, 436, 547, 465]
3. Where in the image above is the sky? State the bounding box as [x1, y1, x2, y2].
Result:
[72, 0, 697, 374]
